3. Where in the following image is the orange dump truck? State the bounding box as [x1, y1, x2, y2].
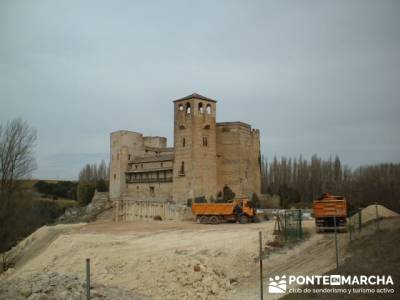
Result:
[191, 198, 256, 224]
[313, 193, 347, 232]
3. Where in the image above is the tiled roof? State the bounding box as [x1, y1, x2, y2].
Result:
[173, 93, 217, 103]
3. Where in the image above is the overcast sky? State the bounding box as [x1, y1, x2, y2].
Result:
[1, 0, 399, 179]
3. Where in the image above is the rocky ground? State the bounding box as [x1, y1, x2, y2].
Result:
[2, 221, 282, 300]
[1, 204, 397, 300]
[0, 271, 148, 300]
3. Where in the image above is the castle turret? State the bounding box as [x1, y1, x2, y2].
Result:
[172, 93, 218, 204]
[109, 130, 144, 200]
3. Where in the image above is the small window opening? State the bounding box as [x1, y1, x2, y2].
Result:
[128, 154, 131, 160]
[135, 165, 138, 169]
[206, 104, 211, 114]
[179, 104, 184, 111]
[198, 102, 204, 114]
[180, 161, 185, 175]
[182, 137, 186, 147]
[186, 103, 191, 114]
[203, 136, 208, 147]
[141, 163, 143, 168]
[150, 186, 155, 196]
[161, 162, 163, 167]
[114, 174, 116, 180]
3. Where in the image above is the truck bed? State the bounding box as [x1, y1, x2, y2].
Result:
[314, 200, 347, 218]
[191, 203, 235, 216]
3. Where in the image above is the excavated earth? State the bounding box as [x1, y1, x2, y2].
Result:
[1, 205, 398, 300]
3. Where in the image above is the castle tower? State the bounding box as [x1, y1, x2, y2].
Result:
[109, 130, 144, 200]
[172, 93, 218, 204]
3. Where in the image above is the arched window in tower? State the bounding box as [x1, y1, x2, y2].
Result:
[206, 104, 212, 114]
[178, 104, 184, 111]
[186, 103, 191, 114]
[198, 102, 204, 114]
[182, 137, 186, 147]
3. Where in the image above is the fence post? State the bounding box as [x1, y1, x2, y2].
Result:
[298, 209, 303, 239]
[334, 216, 339, 270]
[284, 211, 287, 243]
[349, 215, 352, 242]
[259, 232, 264, 300]
[86, 258, 91, 300]
[375, 202, 379, 231]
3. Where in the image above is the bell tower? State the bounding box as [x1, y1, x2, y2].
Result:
[172, 93, 218, 204]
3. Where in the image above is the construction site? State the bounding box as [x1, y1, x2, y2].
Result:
[1, 95, 399, 300]
[0, 193, 399, 300]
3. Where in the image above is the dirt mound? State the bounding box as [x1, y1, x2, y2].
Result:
[1, 223, 85, 271]
[3, 221, 281, 300]
[360, 204, 399, 224]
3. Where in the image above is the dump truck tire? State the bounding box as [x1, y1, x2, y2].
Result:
[209, 216, 220, 225]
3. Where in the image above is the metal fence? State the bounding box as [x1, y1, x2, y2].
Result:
[273, 209, 304, 242]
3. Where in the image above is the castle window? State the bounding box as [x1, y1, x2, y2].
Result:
[203, 136, 208, 147]
[180, 161, 185, 176]
[128, 154, 131, 160]
[206, 104, 211, 114]
[161, 162, 163, 167]
[179, 104, 184, 111]
[149, 186, 155, 196]
[182, 137, 186, 147]
[141, 163, 143, 168]
[186, 103, 191, 114]
[198, 102, 204, 114]
[114, 174, 116, 180]
[135, 165, 138, 169]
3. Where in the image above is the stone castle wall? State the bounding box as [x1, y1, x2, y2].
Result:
[216, 122, 261, 199]
[109, 94, 262, 205]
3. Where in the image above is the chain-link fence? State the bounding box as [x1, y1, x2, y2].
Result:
[271, 209, 304, 243]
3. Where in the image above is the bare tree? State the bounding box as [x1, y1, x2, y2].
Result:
[0, 118, 37, 196]
[0, 118, 37, 266]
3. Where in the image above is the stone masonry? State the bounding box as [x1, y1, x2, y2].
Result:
[109, 93, 261, 205]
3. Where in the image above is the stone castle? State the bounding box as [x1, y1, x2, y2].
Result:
[109, 93, 261, 205]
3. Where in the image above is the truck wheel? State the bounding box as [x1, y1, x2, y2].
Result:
[209, 216, 220, 225]
[239, 215, 249, 224]
[199, 216, 209, 224]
